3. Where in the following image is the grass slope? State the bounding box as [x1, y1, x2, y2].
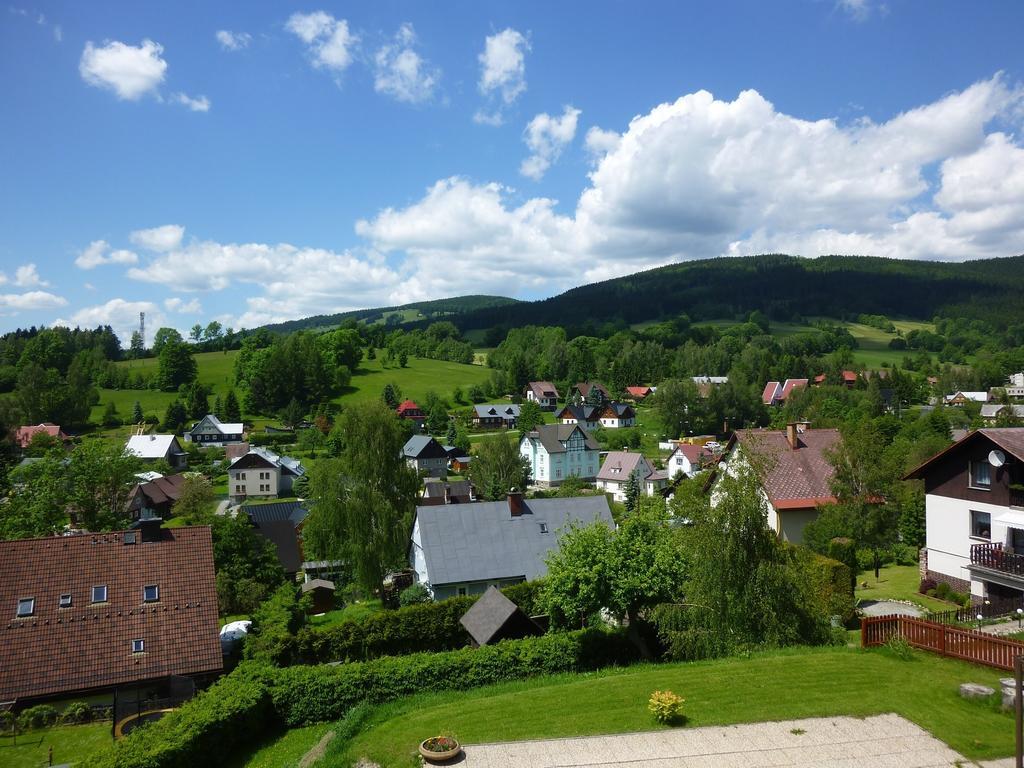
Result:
[328, 646, 1012, 767]
[855, 564, 956, 613]
[0, 722, 112, 767]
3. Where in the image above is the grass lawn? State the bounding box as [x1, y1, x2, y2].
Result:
[0, 722, 112, 767]
[327, 646, 1013, 767]
[308, 599, 384, 628]
[333, 357, 491, 407]
[855, 563, 959, 613]
[229, 721, 335, 768]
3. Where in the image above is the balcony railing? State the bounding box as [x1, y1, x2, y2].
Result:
[971, 542, 1024, 577]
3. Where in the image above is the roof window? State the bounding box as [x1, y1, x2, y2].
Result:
[17, 597, 34, 617]
[92, 585, 108, 603]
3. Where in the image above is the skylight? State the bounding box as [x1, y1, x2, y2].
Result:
[92, 585, 108, 603]
[17, 597, 34, 617]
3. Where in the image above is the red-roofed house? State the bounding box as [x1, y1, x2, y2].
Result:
[596, 451, 669, 501]
[0, 521, 221, 706]
[666, 443, 714, 479]
[813, 371, 859, 389]
[626, 386, 653, 401]
[761, 379, 809, 406]
[525, 381, 560, 410]
[396, 400, 426, 426]
[713, 423, 840, 544]
[16, 423, 68, 449]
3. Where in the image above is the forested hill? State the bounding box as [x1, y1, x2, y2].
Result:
[262, 295, 521, 334]
[443, 254, 1024, 333]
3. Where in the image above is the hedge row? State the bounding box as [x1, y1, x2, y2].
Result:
[84, 628, 634, 768]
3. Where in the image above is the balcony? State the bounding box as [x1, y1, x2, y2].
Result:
[970, 542, 1024, 577]
[1011, 485, 1024, 509]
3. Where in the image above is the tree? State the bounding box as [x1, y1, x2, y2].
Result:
[102, 400, 121, 427]
[517, 400, 544, 438]
[185, 382, 211, 419]
[64, 441, 141, 531]
[162, 400, 188, 432]
[204, 321, 223, 347]
[427, 404, 448, 436]
[210, 514, 286, 615]
[157, 340, 198, 391]
[190, 324, 203, 343]
[624, 470, 641, 514]
[468, 436, 531, 500]
[381, 383, 401, 410]
[212, 395, 223, 420]
[304, 401, 420, 594]
[132, 400, 144, 424]
[445, 420, 458, 447]
[172, 474, 215, 524]
[653, 378, 705, 438]
[129, 330, 145, 359]
[398, 350, 408, 368]
[151, 327, 183, 356]
[223, 389, 242, 423]
[280, 397, 305, 429]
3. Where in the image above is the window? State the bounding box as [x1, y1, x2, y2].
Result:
[971, 510, 991, 539]
[240, 472, 246, 480]
[131, 638, 145, 653]
[59, 593, 72, 608]
[143, 585, 159, 602]
[17, 597, 34, 617]
[539, 523, 549, 534]
[457, 587, 467, 597]
[92, 585, 107, 603]
[970, 461, 992, 489]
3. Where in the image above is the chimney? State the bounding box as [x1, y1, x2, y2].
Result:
[130, 517, 165, 543]
[785, 422, 799, 450]
[508, 489, 524, 517]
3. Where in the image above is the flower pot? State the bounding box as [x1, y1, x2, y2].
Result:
[419, 737, 462, 762]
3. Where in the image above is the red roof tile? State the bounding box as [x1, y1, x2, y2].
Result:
[735, 428, 841, 509]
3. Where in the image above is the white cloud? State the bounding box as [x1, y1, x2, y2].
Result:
[0, 291, 67, 312]
[172, 92, 210, 112]
[75, 240, 139, 269]
[286, 11, 357, 77]
[479, 28, 529, 104]
[373, 23, 439, 104]
[53, 299, 162, 342]
[216, 30, 251, 51]
[14, 263, 47, 288]
[79, 39, 167, 100]
[130, 225, 185, 252]
[837, 0, 886, 21]
[584, 126, 620, 160]
[472, 110, 505, 127]
[520, 105, 581, 180]
[164, 297, 202, 314]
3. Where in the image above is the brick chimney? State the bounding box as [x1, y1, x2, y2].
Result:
[785, 422, 799, 450]
[508, 489, 524, 517]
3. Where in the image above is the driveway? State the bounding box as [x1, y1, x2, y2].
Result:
[859, 599, 924, 618]
[459, 713, 999, 767]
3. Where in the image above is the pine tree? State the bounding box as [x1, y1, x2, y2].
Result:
[624, 471, 641, 514]
[382, 383, 400, 410]
[131, 400, 144, 424]
[445, 420, 458, 447]
[223, 390, 242, 423]
[213, 395, 223, 420]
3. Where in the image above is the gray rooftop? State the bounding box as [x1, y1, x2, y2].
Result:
[473, 404, 521, 419]
[525, 424, 601, 454]
[413, 495, 613, 587]
[403, 434, 448, 459]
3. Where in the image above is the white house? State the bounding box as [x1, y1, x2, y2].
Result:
[906, 428, 1024, 605]
[402, 435, 450, 478]
[124, 434, 187, 470]
[944, 391, 989, 406]
[185, 414, 245, 446]
[519, 424, 600, 487]
[595, 451, 668, 501]
[227, 447, 305, 503]
[1006, 373, 1024, 398]
[666, 443, 713, 479]
[524, 381, 560, 410]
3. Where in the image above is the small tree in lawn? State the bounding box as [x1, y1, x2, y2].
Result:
[398, 350, 408, 368]
[517, 400, 544, 439]
[624, 471, 641, 514]
[102, 400, 121, 427]
[223, 389, 242, 423]
[131, 400, 144, 425]
[172, 474, 215, 524]
[280, 397, 305, 429]
[382, 383, 401, 410]
[445, 420, 458, 447]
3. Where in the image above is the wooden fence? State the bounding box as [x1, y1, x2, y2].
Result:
[862, 614, 1024, 671]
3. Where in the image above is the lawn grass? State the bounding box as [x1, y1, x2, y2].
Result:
[332, 357, 491, 407]
[229, 721, 334, 768]
[855, 563, 956, 613]
[308, 599, 384, 628]
[0, 722, 112, 767]
[327, 645, 1012, 767]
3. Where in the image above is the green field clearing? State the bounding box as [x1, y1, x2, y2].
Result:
[228, 721, 334, 768]
[325, 646, 1012, 767]
[855, 564, 957, 613]
[1, 722, 112, 767]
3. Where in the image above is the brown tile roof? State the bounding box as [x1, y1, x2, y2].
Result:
[0, 526, 221, 702]
[597, 451, 652, 482]
[527, 381, 559, 399]
[131, 474, 188, 507]
[734, 428, 841, 509]
[904, 428, 1024, 480]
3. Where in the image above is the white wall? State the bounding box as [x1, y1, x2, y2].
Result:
[409, 517, 430, 593]
[925, 493, 1013, 593]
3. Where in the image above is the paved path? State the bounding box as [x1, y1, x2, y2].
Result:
[859, 599, 924, 618]
[458, 713, 997, 767]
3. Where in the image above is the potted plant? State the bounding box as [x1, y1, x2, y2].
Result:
[418, 734, 462, 762]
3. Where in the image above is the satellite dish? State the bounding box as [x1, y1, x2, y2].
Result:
[989, 450, 1007, 468]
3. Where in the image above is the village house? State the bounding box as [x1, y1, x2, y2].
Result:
[125, 434, 188, 470]
[712, 423, 840, 544]
[524, 381, 560, 410]
[420, 478, 476, 505]
[595, 451, 669, 501]
[244, 500, 309, 579]
[472, 403, 520, 429]
[184, 414, 245, 446]
[409, 492, 614, 599]
[402, 435, 449, 477]
[666, 443, 714, 479]
[981, 404, 1024, 423]
[625, 385, 653, 401]
[0, 520, 221, 706]
[227, 447, 305, 503]
[944, 391, 989, 406]
[555, 402, 636, 430]
[692, 376, 728, 398]
[395, 399, 426, 427]
[761, 379, 809, 406]
[1005, 373, 1024, 398]
[125, 473, 188, 521]
[570, 381, 611, 404]
[812, 370, 859, 388]
[520, 424, 601, 487]
[15, 422, 69, 449]
[905, 428, 1024, 606]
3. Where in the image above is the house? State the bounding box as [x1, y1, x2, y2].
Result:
[525, 381, 560, 410]
[625, 386, 653, 401]
[595, 451, 669, 501]
[556, 402, 636, 430]
[1006, 373, 1024, 398]
[185, 414, 245, 446]
[15, 422, 68, 449]
[813, 370, 859, 389]
[228, 448, 305, 503]
[0, 520, 221, 706]
[124, 434, 188, 470]
[472, 404, 520, 429]
[666, 443, 714, 479]
[761, 379, 809, 406]
[944, 391, 989, 406]
[224, 442, 251, 462]
[421, 479, 476, 505]
[570, 382, 611, 404]
[300, 579, 336, 614]
[244, 500, 309, 578]
[904, 428, 1024, 606]
[555, 404, 601, 430]
[396, 400, 426, 426]
[520, 424, 601, 487]
[692, 376, 728, 398]
[981, 404, 1024, 423]
[125, 473, 188, 521]
[712, 423, 841, 544]
[409, 493, 614, 599]
[459, 586, 542, 647]
[403, 435, 449, 477]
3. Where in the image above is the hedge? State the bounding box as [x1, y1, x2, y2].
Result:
[84, 627, 634, 768]
[794, 547, 855, 625]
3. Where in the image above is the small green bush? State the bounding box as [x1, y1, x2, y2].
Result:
[18, 704, 58, 730]
[398, 583, 432, 607]
[60, 701, 93, 724]
[648, 690, 685, 724]
[884, 635, 914, 661]
[935, 582, 951, 600]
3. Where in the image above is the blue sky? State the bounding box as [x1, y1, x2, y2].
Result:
[1, 1, 1023, 341]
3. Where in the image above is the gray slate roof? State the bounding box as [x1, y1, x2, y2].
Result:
[403, 434, 449, 459]
[526, 424, 600, 454]
[244, 500, 308, 527]
[473, 404, 521, 420]
[414, 495, 613, 586]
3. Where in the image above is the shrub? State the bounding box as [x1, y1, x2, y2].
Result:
[61, 701, 93, 724]
[398, 583, 432, 607]
[0, 710, 14, 733]
[648, 690, 685, 724]
[243, 584, 307, 665]
[918, 578, 937, 595]
[884, 635, 914, 661]
[890, 543, 918, 566]
[648, 604, 730, 661]
[935, 582, 951, 600]
[18, 704, 58, 730]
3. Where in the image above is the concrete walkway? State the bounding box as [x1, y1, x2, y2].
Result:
[859, 599, 925, 618]
[458, 713, 1002, 767]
